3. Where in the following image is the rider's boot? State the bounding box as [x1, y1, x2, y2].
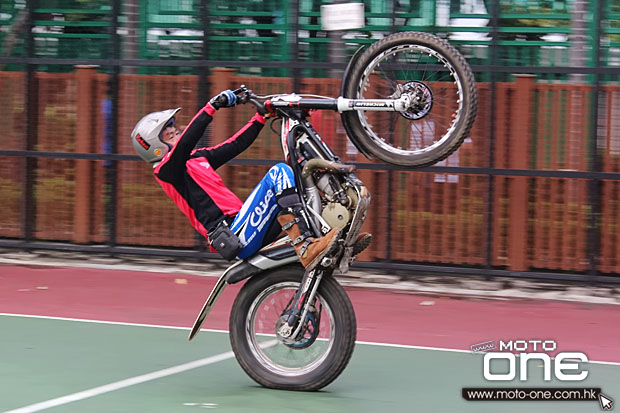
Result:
[277, 211, 341, 271]
[276, 188, 342, 271]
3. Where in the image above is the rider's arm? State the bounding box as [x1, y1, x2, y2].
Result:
[193, 113, 266, 170]
[154, 103, 217, 181]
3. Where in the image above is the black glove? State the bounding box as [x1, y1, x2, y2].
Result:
[209, 89, 237, 110]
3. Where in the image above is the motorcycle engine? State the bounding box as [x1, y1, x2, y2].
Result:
[322, 202, 350, 229]
[315, 173, 358, 229]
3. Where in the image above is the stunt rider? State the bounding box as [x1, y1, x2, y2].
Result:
[131, 89, 370, 271]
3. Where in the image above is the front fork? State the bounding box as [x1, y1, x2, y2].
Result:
[277, 261, 334, 342]
[279, 178, 369, 340]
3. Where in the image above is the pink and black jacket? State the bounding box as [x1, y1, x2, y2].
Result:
[154, 103, 266, 239]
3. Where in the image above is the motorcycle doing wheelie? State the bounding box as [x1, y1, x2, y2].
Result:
[188, 32, 478, 391]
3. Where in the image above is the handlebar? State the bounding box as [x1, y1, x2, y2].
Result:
[231, 84, 405, 114]
[232, 84, 338, 116]
[231, 85, 265, 112]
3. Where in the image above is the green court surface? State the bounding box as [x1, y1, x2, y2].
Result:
[1, 315, 618, 413]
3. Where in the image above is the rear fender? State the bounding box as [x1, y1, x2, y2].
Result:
[226, 244, 299, 284]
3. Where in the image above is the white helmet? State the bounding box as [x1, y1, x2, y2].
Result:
[131, 108, 181, 163]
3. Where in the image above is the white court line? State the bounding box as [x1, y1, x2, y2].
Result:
[0, 313, 228, 334]
[3, 313, 620, 367]
[2, 352, 236, 413]
[1, 313, 279, 413]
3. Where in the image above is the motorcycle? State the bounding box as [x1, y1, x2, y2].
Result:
[188, 32, 478, 391]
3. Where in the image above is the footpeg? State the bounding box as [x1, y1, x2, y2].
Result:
[339, 246, 354, 274]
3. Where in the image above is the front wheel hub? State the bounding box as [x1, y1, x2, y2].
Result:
[275, 309, 319, 349]
[400, 81, 433, 120]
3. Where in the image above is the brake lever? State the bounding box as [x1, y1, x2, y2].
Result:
[231, 85, 247, 95]
[232, 86, 272, 116]
[234, 85, 257, 105]
[248, 98, 271, 116]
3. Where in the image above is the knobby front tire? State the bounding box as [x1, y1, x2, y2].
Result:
[341, 31, 478, 168]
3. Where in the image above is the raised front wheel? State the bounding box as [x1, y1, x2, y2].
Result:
[342, 31, 478, 168]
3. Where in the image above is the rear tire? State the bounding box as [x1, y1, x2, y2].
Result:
[229, 265, 356, 391]
[341, 31, 478, 168]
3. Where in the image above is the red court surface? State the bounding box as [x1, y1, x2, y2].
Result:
[1, 264, 619, 362]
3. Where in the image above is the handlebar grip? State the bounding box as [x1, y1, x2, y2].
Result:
[231, 85, 247, 94]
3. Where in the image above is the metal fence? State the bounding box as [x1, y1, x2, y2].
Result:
[1, 0, 620, 283]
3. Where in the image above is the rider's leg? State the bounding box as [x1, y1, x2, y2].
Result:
[257, 215, 284, 249]
[230, 163, 293, 259]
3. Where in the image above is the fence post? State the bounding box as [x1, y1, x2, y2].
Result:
[74, 65, 97, 244]
[23, 0, 38, 243]
[586, 0, 603, 279]
[106, 0, 120, 248]
[208, 68, 235, 194]
[507, 74, 535, 271]
[291, 0, 301, 92]
[209, 68, 234, 140]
